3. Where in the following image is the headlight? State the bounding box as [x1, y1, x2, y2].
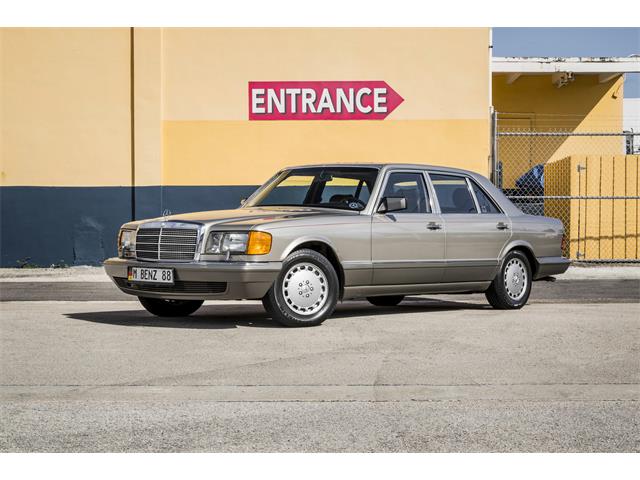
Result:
[205, 231, 271, 255]
[118, 229, 136, 258]
[205, 232, 248, 254]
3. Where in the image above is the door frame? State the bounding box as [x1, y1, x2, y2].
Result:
[425, 169, 512, 282]
[370, 168, 446, 285]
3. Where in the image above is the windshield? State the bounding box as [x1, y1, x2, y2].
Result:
[246, 167, 380, 211]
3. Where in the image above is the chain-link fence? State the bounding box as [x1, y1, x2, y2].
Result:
[492, 112, 640, 263]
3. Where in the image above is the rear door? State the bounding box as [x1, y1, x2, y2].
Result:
[428, 172, 511, 283]
[371, 170, 445, 285]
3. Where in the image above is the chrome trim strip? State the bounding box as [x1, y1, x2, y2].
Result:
[445, 259, 499, 267]
[372, 260, 447, 269]
[342, 260, 373, 270]
[370, 259, 499, 269]
[465, 177, 482, 214]
[139, 221, 202, 230]
[104, 257, 283, 274]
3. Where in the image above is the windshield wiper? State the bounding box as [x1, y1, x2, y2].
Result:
[304, 203, 364, 211]
[254, 203, 355, 210]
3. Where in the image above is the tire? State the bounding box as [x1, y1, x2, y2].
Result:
[262, 248, 339, 327]
[260, 292, 275, 313]
[485, 250, 532, 309]
[366, 295, 405, 307]
[138, 297, 204, 317]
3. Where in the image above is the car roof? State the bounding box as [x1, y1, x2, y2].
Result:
[283, 163, 480, 176]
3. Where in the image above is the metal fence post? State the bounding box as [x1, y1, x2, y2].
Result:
[491, 108, 499, 187]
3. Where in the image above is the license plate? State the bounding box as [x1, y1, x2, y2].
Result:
[128, 267, 174, 284]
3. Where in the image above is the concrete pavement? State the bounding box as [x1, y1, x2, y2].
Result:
[1, 274, 638, 451]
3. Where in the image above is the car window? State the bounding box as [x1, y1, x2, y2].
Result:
[258, 175, 314, 205]
[429, 174, 478, 214]
[470, 180, 501, 214]
[247, 167, 379, 211]
[319, 177, 371, 205]
[381, 172, 430, 213]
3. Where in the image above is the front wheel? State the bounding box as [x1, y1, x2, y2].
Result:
[262, 249, 339, 327]
[485, 250, 532, 309]
[138, 297, 204, 317]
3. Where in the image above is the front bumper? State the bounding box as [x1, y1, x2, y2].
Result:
[103, 258, 281, 300]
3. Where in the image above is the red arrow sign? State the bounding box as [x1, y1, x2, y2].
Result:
[248, 81, 404, 120]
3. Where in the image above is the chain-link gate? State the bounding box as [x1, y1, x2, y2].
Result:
[492, 111, 640, 263]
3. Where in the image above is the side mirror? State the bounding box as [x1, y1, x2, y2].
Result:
[239, 198, 247, 206]
[377, 196, 407, 214]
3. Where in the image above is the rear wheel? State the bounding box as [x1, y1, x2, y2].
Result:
[138, 297, 204, 317]
[485, 250, 532, 309]
[262, 249, 339, 327]
[366, 295, 405, 307]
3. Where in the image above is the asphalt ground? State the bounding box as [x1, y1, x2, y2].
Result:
[1, 277, 638, 452]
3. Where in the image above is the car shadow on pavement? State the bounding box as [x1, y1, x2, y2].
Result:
[64, 297, 490, 329]
[65, 305, 276, 329]
[334, 298, 491, 320]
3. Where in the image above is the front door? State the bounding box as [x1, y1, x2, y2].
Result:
[429, 172, 512, 283]
[372, 171, 445, 285]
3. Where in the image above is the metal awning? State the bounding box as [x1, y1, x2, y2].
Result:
[492, 56, 640, 86]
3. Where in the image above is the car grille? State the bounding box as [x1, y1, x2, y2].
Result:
[114, 277, 227, 294]
[136, 227, 199, 261]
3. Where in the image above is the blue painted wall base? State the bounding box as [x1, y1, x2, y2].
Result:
[0, 185, 257, 267]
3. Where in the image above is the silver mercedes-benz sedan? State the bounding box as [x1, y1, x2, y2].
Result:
[104, 164, 570, 327]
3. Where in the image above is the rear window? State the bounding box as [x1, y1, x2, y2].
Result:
[470, 180, 501, 214]
[429, 174, 478, 214]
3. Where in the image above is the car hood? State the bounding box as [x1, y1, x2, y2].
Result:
[123, 206, 357, 229]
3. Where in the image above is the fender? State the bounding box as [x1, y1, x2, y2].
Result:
[498, 239, 540, 279]
[499, 239, 537, 261]
[280, 235, 343, 263]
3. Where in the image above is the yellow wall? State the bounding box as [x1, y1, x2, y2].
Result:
[1, 28, 491, 188]
[163, 120, 489, 186]
[133, 28, 163, 187]
[162, 29, 489, 121]
[1, 28, 132, 187]
[160, 28, 492, 185]
[545, 155, 638, 260]
[493, 73, 623, 126]
[493, 73, 624, 189]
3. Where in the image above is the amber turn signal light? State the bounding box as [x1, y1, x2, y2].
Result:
[246, 231, 272, 255]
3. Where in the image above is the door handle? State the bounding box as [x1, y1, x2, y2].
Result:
[496, 222, 509, 230]
[427, 222, 442, 230]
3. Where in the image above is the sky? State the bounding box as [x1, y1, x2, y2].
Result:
[492, 28, 640, 98]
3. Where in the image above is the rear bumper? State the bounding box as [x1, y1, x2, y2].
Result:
[103, 257, 281, 300]
[534, 256, 571, 280]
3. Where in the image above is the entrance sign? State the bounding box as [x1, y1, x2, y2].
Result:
[248, 81, 404, 120]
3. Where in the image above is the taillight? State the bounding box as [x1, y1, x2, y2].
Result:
[561, 234, 567, 255]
